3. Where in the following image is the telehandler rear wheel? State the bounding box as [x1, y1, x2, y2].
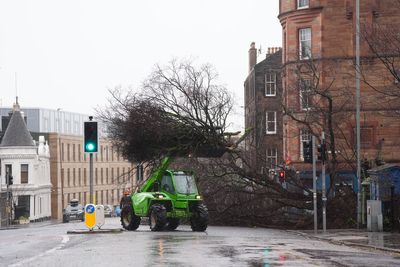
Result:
[190, 203, 208, 232]
[121, 205, 141, 231]
[165, 218, 180, 231]
[149, 204, 167, 231]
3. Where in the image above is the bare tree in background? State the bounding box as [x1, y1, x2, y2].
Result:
[97, 59, 233, 164]
[360, 17, 400, 116]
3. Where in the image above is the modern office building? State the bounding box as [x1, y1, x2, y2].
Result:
[0, 107, 89, 136]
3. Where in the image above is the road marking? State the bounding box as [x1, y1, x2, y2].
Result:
[9, 235, 70, 267]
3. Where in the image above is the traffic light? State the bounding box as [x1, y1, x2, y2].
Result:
[278, 170, 285, 183]
[303, 140, 313, 163]
[84, 121, 98, 153]
[317, 143, 327, 164]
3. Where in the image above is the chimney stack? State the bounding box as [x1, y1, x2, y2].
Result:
[248, 42, 257, 73]
[267, 47, 282, 55]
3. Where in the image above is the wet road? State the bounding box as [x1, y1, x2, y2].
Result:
[1, 218, 400, 266]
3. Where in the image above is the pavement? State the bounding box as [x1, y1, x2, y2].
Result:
[296, 229, 400, 254]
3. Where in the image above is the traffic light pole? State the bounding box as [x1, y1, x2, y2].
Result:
[312, 136, 317, 234]
[322, 132, 327, 233]
[90, 153, 94, 204]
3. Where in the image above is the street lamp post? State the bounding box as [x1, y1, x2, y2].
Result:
[355, 0, 362, 228]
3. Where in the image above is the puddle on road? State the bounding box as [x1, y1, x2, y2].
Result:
[217, 246, 239, 258]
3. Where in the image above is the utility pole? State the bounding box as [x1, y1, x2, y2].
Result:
[355, 0, 362, 228]
[321, 132, 327, 233]
[312, 135, 318, 234]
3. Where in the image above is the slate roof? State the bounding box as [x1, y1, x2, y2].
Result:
[0, 110, 34, 147]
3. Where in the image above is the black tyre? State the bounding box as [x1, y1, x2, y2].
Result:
[165, 218, 180, 231]
[62, 215, 69, 223]
[149, 204, 167, 231]
[190, 203, 208, 232]
[121, 205, 141, 231]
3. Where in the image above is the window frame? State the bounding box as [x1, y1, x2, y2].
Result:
[299, 27, 312, 60]
[266, 148, 278, 169]
[299, 79, 313, 110]
[266, 111, 277, 135]
[299, 129, 311, 159]
[265, 73, 277, 96]
[297, 0, 309, 9]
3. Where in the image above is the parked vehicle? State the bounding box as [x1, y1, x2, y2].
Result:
[63, 199, 84, 223]
[114, 205, 121, 217]
[104, 205, 114, 217]
[120, 157, 208, 232]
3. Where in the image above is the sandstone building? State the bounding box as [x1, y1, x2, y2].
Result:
[278, 0, 400, 181]
[244, 43, 283, 173]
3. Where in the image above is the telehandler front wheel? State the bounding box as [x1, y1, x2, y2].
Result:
[190, 203, 208, 232]
[121, 205, 141, 231]
[149, 204, 167, 231]
[165, 218, 180, 231]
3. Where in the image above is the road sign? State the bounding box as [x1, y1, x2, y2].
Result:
[84, 204, 96, 230]
[95, 205, 105, 229]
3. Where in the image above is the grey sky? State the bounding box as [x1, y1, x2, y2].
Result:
[0, 0, 281, 131]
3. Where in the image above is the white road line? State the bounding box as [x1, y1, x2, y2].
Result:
[9, 235, 70, 267]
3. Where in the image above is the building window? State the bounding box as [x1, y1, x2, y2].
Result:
[61, 168, 65, 187]
[299, 28, 311, 59]
[67, 144, 70, 161]
[73, 144, 76, 161]
[265, 73, 276, 96]
[67, 168, 70, 187]
[117, 168, 120, 184]
[100, 146, 103, 161]
[299, 79, 313, 110]
[297, 0, 309, 9]
[106, 146, 109, 161]
[84, 168, 87, 186]
[78, 144, 81, 161]
[266, 148, 278, 169]
[61, 143, 65, 161]
[106, 168, 109, 184]
[73, 168, 76, 186]
[266, 111, 277, 134]
[300, 128, 311, 159]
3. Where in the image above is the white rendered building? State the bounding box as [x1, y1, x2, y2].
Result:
[0, 102, 52, 222]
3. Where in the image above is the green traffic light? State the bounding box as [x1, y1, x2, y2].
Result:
[86, 143, 96, 152]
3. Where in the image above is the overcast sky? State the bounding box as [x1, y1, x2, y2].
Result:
[0, 0, 281, 131]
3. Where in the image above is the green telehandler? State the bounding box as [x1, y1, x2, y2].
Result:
[120, 157, 208, 231]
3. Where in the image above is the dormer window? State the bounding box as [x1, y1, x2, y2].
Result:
[298, 0, 309, 9]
